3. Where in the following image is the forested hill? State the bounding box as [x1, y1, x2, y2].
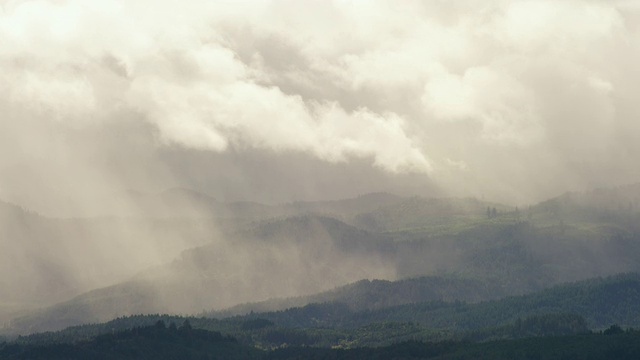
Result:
[213, 276, 512, 318]
[12, 273, 639, 349]
[3, 320, 640, 359]
[5, 184, 640, 338]
[0, 321, 259, 360]
[4, 216, 399, 335]
[235, 273, 640, 331]
[8, 206, 640, 335]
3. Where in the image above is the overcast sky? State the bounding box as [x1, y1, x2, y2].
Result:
[1, 0, 639, 215]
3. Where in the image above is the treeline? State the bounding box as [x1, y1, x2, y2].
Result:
[9, 315, 232, 346]
[10, 273, 640, 350]
[0, 321, 257, 360]
[3, 313, 594, 351]
[3, 323, 640, 359]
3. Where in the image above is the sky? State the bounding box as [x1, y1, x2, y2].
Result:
[1, 0, 639, 215]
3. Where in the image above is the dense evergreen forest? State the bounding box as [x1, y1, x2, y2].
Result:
[3, 273, 640, 358]
[2, 322, 640, 359]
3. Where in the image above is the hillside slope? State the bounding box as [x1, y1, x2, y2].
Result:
[6, 185, 640, 336]
[245, 273, 640, 331]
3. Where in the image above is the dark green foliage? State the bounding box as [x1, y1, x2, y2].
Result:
[213, 276, 513, 319]
[241, 318, 275, 330]
[266, 331, 640, 360]
[511, 313, 589, 337]
[9, 274, 640, 351]
[603, 324, 624, 335]
[9, 315, 232, 346]
[463, 313, 589, 342]
[0, 323, 258, 360]
[266, 340, 459, 360]
[232, 273, 640, 333]
[5, 327, 640, 360]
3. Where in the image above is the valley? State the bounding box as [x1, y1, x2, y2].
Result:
[2, 184, 640, 358]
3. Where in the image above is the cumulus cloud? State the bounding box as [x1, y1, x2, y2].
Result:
[1, 0, 639, 207]
[0, 0, 431, 175]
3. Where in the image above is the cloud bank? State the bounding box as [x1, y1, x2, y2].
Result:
[1, 0, 639, 210]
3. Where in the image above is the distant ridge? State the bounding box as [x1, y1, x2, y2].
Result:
[227, 273, 640, 331]
[4, 182, 640, 337]
[211, 275, 512, 318]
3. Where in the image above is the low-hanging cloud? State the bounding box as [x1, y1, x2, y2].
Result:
[1, 0, 639, 207]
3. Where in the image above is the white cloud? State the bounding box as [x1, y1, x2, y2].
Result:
[1, 0, 639, 202]
[498, 1, 623, 52]
[0, 0, 431, 174]
[422, 65, 543, 146]
[4, 68, 96, 122]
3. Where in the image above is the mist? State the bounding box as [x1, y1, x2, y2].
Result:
[2, 0, 640, 334]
